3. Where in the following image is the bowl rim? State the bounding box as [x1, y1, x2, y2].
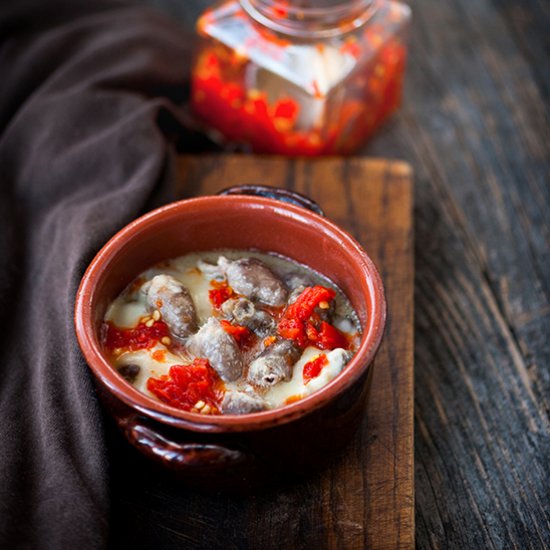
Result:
[74, 194, 386, 433]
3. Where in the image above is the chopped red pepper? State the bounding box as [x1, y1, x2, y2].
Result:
[316, 321, 349, 350]
[208, 280, 233, 309]
[147, 358, 222, 412]
[285, 394, 303, 405]
[220, 319, 252, 346]
[303, 354, 329, 384]
[311, 80, 323, 99]
[104, 320, 169, 352]
[273, 97, 298, 120]
[305, 321, 319, 342]
[191, 28, 407, 156]
[278, 317, 304, 345]
[268, 1, 289, 19]
[263, 335, 277, 348]
[284, 286, 335, 322]
[340, 38, 361, 59]
[151, 349, 167, 362]
[277, 286, 348, 350]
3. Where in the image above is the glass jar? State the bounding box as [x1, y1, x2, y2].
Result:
[191, 0, 411, 156]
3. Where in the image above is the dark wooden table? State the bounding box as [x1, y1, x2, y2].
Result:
[122, 1, 549, 548]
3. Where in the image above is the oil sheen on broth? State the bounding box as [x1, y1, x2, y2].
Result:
[102, 250, 361, 415]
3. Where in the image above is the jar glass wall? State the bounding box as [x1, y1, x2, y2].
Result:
[191, 0, 411, 156]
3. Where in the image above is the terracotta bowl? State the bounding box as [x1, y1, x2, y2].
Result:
[75, 186, 386, 488]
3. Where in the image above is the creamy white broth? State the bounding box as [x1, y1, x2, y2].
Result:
[263, 346, 351, 406]
[103, 249, 361, 413]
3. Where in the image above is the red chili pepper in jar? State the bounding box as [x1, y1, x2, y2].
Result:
[191, 0, 410, 155]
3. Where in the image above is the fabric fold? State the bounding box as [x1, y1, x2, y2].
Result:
[0, 1, 195, 547]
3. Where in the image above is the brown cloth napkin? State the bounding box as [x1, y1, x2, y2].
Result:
[0, 1, 199, 546]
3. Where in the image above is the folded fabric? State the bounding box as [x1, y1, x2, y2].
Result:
[0, 1, 196, 546]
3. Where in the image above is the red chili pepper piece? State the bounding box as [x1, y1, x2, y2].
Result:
[311, 80, 323, 99]
[317, 321, 349, 350]
[284, 286, 336, 322]
[147, 358, 221, 412]
[268, 1, 289, 19]
[340, 38, 361, 59]
[278, 317, 306, 346]
[305, 321, 319, 342]
[104, 320, 170, 351]
[303, 354, 329, 385]
[220, 319, 252, 345]
[209, 281, 233, 309]
[277, 286, 347, 350]
[273, 97, 298, 120]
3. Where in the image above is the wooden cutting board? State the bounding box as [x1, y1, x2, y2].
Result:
[110, 154, 414, 550]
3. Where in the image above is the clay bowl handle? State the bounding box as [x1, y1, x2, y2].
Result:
[120, 417, 246, 468]
[218, 184, 325, 217]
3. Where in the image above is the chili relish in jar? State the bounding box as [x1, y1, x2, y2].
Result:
[191, 0, 411, 156]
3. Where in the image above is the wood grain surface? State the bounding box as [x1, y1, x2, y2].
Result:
[364, 1, 550, 547]
[108, 155, 414, 550]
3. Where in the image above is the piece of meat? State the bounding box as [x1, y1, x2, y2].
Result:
[197, 259, 224, 280]
[247, 339, 301, 388]
[285, 273, 313, 303]
[221, 297, 254, 322]
[117, 363, 140, 384]
[315, 299, 335, 323]
[221, 390, 268, 414]
[144, 274, 198, 339]
[187, 318, 243, 382]
[218, 256, 287, 307]
[221, 297, 276, 337]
